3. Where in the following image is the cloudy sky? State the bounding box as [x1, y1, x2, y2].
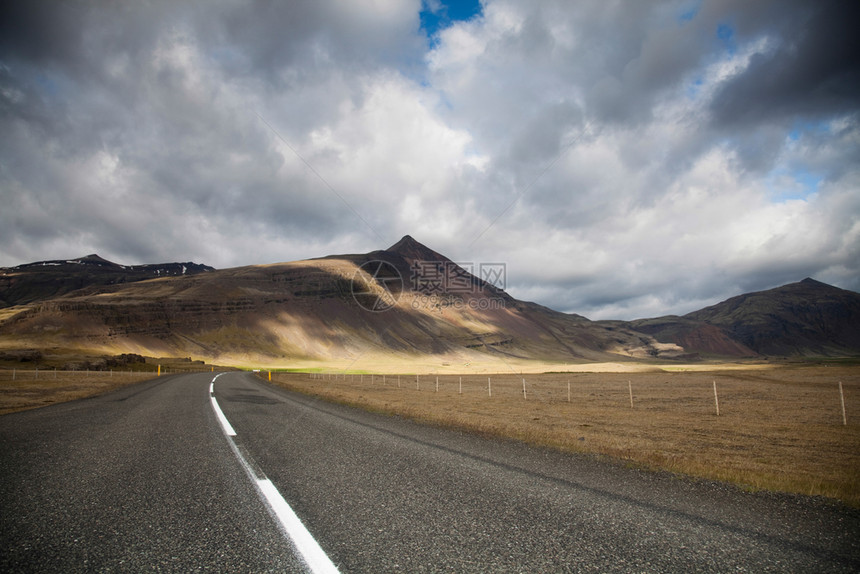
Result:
[1, 0, 858, 320]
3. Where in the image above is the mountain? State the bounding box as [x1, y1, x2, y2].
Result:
[0, 255, 214, 308]
[628, 278, 860, 358]
[386, 234, 451, 263]
[1, 239, 858, 367]
[0, 237, 679, 367]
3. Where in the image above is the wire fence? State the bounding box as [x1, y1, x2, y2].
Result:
[292, 370, 859, 427]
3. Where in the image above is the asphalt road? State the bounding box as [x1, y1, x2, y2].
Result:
[2, 371, 859, 572]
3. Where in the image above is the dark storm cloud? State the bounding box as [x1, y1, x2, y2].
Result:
[709, 0, 860, 127]
[582, 3, 707, 124]
[0, 2, 87, 68]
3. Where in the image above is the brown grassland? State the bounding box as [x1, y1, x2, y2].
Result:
[0, 370, 155, 415]
[266, 363, 860, 506]
[0, 360, 214, 416]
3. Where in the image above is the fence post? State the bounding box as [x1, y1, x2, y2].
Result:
[840, 381, 847, 425]
[522, 378, 527, 400]
[568, 381, 571, 403]
[713, 380, 720, 416]
[459, 376, 462, 394]
[488, 377, 491, 397]
[628, 380, 634, 408]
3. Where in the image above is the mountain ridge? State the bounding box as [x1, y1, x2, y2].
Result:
[628, 277, 860, 358]
[1, 237, 858, 365]
[683, 277, 860, 356]
[0, 255, 214, 308]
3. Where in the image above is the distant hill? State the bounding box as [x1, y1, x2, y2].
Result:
[0, 254, 214, 308]
[1, 240, 858, 366]
[0, 237, 677, 366]
[628, 278, 860, 358]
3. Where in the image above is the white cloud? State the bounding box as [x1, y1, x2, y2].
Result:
[1, 0, 858, 319]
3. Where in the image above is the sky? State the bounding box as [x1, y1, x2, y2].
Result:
[1, 0, 858, 320]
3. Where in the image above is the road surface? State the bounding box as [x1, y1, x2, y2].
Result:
[2, 371, 859, 572]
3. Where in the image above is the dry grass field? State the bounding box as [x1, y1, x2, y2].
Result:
[0, 359, 217, 415]
[267, 364, 860, 506]
[0, 369, 157, 415]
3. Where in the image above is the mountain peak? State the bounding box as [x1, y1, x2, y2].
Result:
[386, 235, 450, 262]
[387, 235, 419, 251]
[79, 254, 115, 265]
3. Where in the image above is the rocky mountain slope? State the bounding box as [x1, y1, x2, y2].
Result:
[0, 254, 214, 308]
[630, 278, 860, 358]
[0, 238, 857, 365]
[0, 237, 677, 366]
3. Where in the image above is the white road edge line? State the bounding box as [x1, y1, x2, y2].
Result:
[210, 374, 341, 574]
